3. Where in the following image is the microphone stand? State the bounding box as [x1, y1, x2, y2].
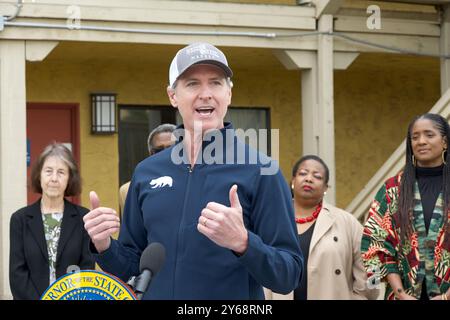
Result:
[126, 270, 152, 300]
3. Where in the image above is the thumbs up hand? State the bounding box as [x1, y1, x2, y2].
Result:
[83, 191, 120, 253]
[197, 185, 248, 255]
[89, 191, 100, 211]
[229, 184, 242, 213]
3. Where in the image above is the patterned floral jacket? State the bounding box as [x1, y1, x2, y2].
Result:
[361, 173, 450, 299]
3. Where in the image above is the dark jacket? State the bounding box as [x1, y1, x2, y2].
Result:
[94, 123, 303, 299]
[9, 199, 95, 300]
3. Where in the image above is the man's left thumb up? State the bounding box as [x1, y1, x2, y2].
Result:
[229, 184, 242, 211]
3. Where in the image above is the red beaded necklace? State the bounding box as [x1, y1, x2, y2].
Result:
[295, 202, 322, 224]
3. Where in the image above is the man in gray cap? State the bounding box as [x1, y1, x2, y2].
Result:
[84, 42, 303, 299]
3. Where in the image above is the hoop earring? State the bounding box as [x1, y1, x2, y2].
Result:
[412, 155, 417, 167]
[443, 149, 447, 165]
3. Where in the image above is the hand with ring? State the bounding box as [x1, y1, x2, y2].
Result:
[197, 185, 248, 255]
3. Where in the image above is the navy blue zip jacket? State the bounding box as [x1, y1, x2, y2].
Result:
[94, 123, 303, 299]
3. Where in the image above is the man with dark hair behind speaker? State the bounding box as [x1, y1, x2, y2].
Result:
[83, 42, 303, 299]
[119, 123, 176, 215]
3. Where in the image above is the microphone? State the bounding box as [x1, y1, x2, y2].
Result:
[127, 242, 166, 300]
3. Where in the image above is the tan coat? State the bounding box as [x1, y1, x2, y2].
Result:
[266, 202, 379, 300]
[119, 181, 130, 218]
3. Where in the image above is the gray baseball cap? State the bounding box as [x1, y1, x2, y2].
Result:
[169, 42, 233, 88]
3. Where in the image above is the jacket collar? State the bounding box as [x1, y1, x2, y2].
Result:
[26, 199, 48, 261]
[308, 201, 335, 254]
[173, 122, 236, 165]
[174, 122, 233, 141]
[26, 198, 79, 263]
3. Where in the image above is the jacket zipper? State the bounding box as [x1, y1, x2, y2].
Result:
[173, 164, 193, 298]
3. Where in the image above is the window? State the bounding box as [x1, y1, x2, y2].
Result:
[118, 106, 176, 186]
[225, 107, 271, 155]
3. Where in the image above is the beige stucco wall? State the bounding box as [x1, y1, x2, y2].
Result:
[334, 52, 440, 209]
[26, 54, 173, 210]
[27, 60, 122, 210]
[232, 67, 302, 179]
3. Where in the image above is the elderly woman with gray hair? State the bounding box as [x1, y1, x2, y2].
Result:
[9, 143, 94, 299]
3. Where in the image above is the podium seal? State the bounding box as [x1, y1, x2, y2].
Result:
[41, 270, 137, 300]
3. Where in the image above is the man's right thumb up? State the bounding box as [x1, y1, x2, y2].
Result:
[89, 191, 100, 210]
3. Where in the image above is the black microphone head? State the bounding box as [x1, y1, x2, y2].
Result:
[139, 242, 166, 275]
